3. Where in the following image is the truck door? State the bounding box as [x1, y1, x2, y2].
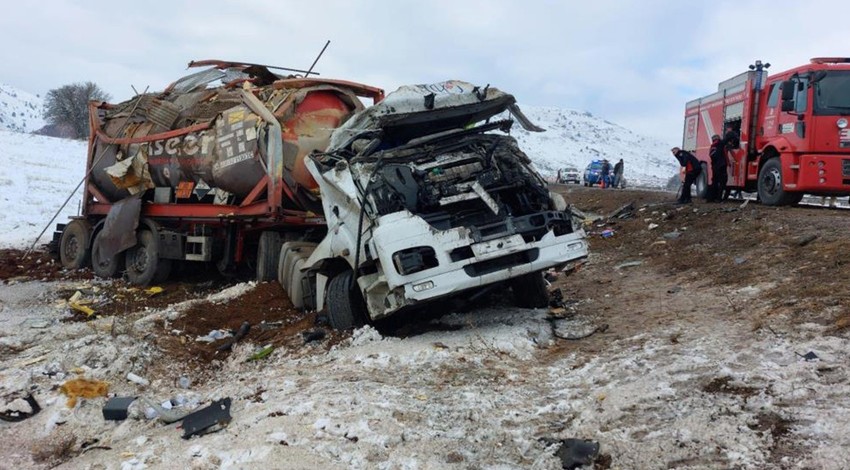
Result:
[775, 75, 810, 153]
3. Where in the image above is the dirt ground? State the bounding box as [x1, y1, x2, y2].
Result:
[1, 185, 849, 469]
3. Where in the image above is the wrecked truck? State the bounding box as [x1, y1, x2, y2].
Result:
[52, 60, 384, 283]
[280, 81, 589, 328]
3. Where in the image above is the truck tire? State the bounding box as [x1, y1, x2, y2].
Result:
[510, 272, 550, 309]
[59, 219, 92, 270]
[125, 230, 171, 286]
[91, 230, 124, 279]
[256, 231, 281, 282]
[758, 158, 799, 206]
[326, 270, 367, 330]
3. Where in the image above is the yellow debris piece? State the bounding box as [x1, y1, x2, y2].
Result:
[69, 302, 95, 316]
[59, 378, 109, 408]
[145, 286, 164, 296]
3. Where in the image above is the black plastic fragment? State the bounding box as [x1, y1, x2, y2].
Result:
[102, 396, 136, 421]
[0, 394, 41, 422]
[181, 398, 232, 439]
[541, 438, 600, 469]
[216, 322, 251, 352]
[302, 329, 327, 344]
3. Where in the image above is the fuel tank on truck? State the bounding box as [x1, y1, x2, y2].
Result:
[88, 63, 367, 212]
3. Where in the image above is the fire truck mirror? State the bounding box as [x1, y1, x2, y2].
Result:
[781, 100, 795, 113]
[780, 81, 795, 101]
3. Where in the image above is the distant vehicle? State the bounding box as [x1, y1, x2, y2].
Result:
[558, 167, 581, 184]
[683, 57, 850, 205]
[583, 160, 603, 186]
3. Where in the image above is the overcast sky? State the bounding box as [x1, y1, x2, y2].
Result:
[1, 0, 846, 144]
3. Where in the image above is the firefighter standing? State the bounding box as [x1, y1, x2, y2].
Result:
[671, 147, 701, 204]
[707, 135, 727, 202]
[722, 125, 741, 200]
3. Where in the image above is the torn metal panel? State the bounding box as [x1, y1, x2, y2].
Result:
[97, 195, 142, 259]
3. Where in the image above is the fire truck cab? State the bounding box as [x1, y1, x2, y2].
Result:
[683, 58, 850, 205]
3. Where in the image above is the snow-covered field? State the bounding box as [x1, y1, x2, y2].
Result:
[0, 83, 44, 133]
[0, 129, 87, 248]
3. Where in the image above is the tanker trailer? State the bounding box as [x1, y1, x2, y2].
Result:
[53, 60, 383, 285]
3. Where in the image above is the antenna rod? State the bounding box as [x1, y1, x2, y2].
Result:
[305, 40, 331, 77]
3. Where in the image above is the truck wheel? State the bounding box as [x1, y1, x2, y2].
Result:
[125, 230, 171, 286]
[326, 270, 367, 330]
[91, 230, 125, 278]
[59, 219, 92, 270]
[510, 272, 550, 309]
[256, 231, 282, 282]
[758, 158, 798, 206]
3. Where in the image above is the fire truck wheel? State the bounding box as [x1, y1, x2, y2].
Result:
[758, 158, 798, 206]
[326, 270, 367, 330]
[91, 230, 125, 278]
[125, 230, 171, 286]
[59, 219, 92, 270]
[256, 231, 282, 282]
[510, 271, 549, 309]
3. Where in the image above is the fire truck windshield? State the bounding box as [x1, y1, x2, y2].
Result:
[814, 71, 850, 115]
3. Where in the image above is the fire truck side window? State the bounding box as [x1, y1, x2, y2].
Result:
[767, 83, 781, 107]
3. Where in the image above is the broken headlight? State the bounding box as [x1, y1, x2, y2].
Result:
[392, 246, 439, 275]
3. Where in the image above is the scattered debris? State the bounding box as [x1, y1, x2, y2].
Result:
[797, 351, 819, 361]
[667, 286, 682, 294]
[740, 199, 749, 209]
[662, 231, 682, 240]
[614, 260, 643, 270]
[216, 321, 251, 352]
[60, 378, 109, 407]
[145, 286, 164, 296]
[541, 438, 601, 469]
[196, 329, 232, 343]
[793, 234, 818, 247]
[0, 394, 41, 422]
[69, 301, 95, 317]
[248, 345, 275, 362]
[734, 257, 747, 265]
[102, 397, 136, 421]
[607, 202, 635, 220]
[600, 229, 615, 238]
[126, 372, 150, 387]
[648, 223, 659, 230]
[181, 398, 232, 439]
[141, 397, 195, 424]
[302, 329, 327, 344]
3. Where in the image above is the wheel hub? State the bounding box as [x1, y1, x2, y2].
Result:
[762, 168, 782, 195]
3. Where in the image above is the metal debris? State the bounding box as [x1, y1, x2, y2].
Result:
[181, 398, 232, 439]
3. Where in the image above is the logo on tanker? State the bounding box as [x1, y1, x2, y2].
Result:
[149, 133, 203, 157]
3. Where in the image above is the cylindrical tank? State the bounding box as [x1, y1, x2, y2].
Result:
[89, 86, 357, 209]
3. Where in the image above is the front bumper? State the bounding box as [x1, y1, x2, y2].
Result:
[362, 211, 588, 318]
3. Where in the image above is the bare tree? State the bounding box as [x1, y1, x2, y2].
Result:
[44, 82, 111, 139]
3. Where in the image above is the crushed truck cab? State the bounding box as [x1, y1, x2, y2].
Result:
[302, 81, 588, 323]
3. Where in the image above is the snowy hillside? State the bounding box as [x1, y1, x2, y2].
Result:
[0, 83, 44, 133]
[0, 129, 87, 248]
[510, 106, 678, 188]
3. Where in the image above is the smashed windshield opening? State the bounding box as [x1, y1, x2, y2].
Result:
[814, 71, 850, 115]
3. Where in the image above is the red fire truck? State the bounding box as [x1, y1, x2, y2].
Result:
[683, 58, 850, 205]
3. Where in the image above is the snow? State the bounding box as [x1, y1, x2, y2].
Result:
[0, 83, 44, 133]
[0, 129, 87, 248]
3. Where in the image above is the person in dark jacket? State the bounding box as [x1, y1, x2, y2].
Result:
[722, 125, 741, 200]
[708, 134, 727, 202]
[600, 159, 611, 188]
[671, 147, 701, 204]
[613, 158, 624, 188]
